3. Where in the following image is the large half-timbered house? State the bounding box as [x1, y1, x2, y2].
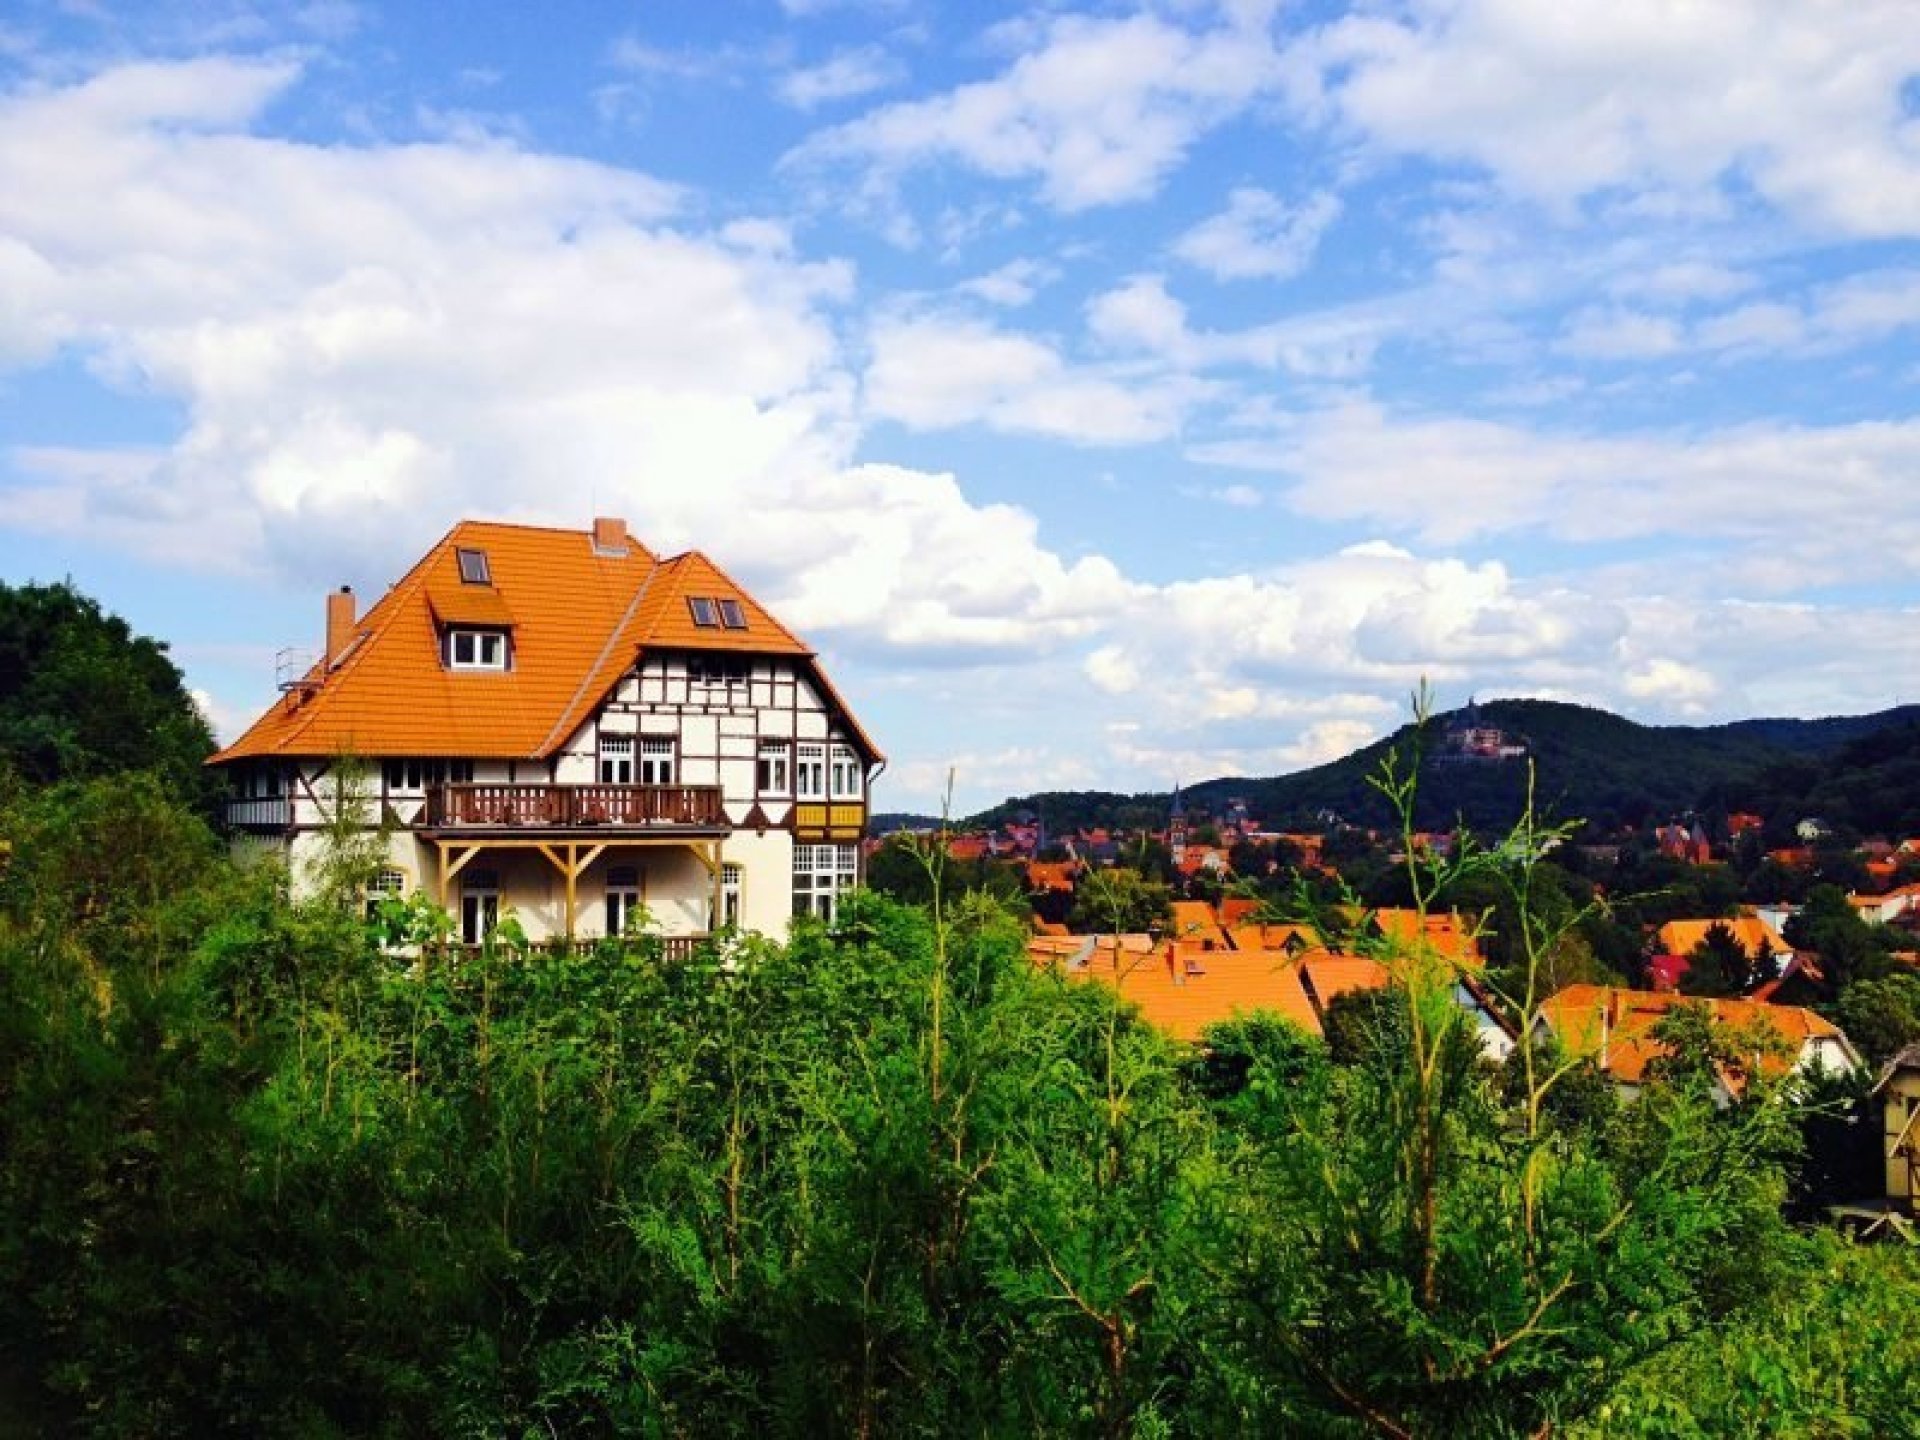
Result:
[213, 517, 881, 944]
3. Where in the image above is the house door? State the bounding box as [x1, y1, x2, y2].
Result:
[461, 868, 500, 944]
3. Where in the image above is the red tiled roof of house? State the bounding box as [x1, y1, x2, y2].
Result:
[1538, 984, 1847, 1089]
[1371, 908, 1484, 965]
[1026, 861, 1080, 894]
[1168, 900, 1230, 949]
[1655, 916, 1789, 960]
[1219, 896, 1261, 927]
[1296, 951, 1393, 1016]
[1029, 935, 1323, 1042]
[214, 519, 879, 763]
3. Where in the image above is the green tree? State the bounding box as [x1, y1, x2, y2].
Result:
[1678, 921, 1760, 997]
[1784, 885, 1896, 992]
[0, 581, 216, 807]
[1068, 866, 1171, 935]
[1834, 973, 1920, 1069]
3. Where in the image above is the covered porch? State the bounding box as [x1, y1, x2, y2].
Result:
[429, 833, 728, 945]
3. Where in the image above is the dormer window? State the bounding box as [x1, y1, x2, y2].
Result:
[456, 548, 491, 585]
[448, 628, 507, 670]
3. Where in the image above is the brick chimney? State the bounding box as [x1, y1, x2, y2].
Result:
[592, 516, 629, 556]
[326, 585, 356, 667]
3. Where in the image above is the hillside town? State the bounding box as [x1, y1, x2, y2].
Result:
[870, 748, 1920, 1227]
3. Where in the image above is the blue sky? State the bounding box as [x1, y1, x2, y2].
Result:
[3, 0, 1919, 814]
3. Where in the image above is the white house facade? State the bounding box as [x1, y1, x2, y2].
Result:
[214, 517, 881, 946]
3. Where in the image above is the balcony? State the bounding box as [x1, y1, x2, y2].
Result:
[423, 782, 726, 833]
[226, 796, 292, 831]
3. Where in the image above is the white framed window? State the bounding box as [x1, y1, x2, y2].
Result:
[449, 629, 507, 670]
[688, 654, 748, 687]
[792, 843, 858, 921]
[716, 862, 743, 930]
[605, 864, 642, 936]
[598, 734, 634, 784]
[829, 743, 861, 800]
[757, 740, 791, 797]
[383, 759, 473, 792]
[461, 868, 500, 945]
[364, 867, 407, 922]
[795, 742, 826, 800]
[640, 737, 675, 785]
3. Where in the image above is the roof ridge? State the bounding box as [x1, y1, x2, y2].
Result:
[531, 556, 664, 757]
[240, 523, 459, 757]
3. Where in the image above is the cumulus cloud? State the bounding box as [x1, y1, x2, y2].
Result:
[1193, 399, 1920, 578]
[786, 7, 1283, 211]
[778, 46, 905, 111]
[1173, 186, 1341, 281]
[862, 312, 1204, 443]
[1281, 0, 1920, 236]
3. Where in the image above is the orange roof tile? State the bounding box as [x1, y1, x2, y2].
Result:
[1227, 922, 1314, 953]
[214, 519, 880, 764]
[1219, 896, 1261, 927]
[1168, 900, 1230, 949]
[1371, 908, 1485, 964]
[1297, 951, 1393, 1015]
[1539, 984, 1849, 1089]
[1026, 861, 1080, 894]
[1655, 917, 1789, 959]
[1029, 935, 1323, 1042]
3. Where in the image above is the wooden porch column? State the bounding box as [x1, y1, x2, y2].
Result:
[534, 841, 606, 941]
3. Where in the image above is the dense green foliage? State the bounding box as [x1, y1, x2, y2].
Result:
[1569, 1240, 1920, 1439]
[1, 704, 1913, 1435]
[0, 581, 216, 807]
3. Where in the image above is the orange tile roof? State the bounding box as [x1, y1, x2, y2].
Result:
[1026, 861, 1080, 894]
[1371, 908, 1485, 964]
[1227, 922, 1314, 953]
[1029, 935, 1323, 1042]
[1538, 984, 1848, 1089]
[1297, 951, 1393, 1015]
[1219, 896, 1261, 927]
[1168, 900, 1230, 949]
[1655, 917, 1789, 960]
[214, 519, 880, 764]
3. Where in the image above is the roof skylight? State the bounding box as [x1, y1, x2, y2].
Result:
[456, 548, 491, 585]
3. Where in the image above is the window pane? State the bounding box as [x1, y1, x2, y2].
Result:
[718, 598, 746, 629]
[688, 597, 719, 627]
[456, 548, 491, 584]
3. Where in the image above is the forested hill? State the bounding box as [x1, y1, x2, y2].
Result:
[966, 699, 1920, 835]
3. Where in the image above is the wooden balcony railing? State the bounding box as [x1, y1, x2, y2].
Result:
[425, 934, 713, 963]
[424, 783, 726, 830]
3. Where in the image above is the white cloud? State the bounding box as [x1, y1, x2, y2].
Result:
[778, 46, 905, 111]
[1086, 272, 1382, 378]
[1556, 307, 1684, 360]
[1282, 0, 1920, 236]
[956, 257, 1053, 307]
[863, 313, 1202, 444]
[1193, 398, 1920, 580]
[787, 7, 1283, 212]
[1173, 186, 1341, 280]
